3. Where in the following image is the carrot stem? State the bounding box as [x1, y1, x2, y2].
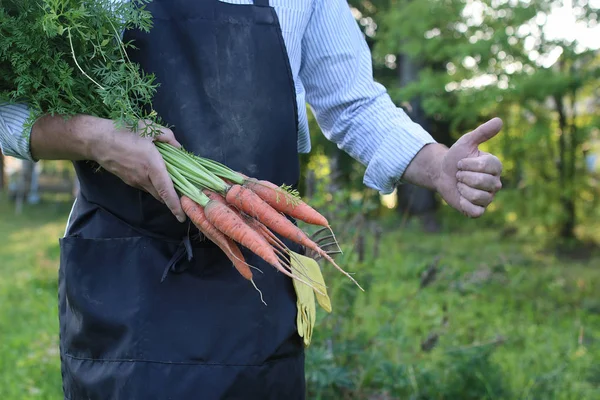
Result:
[165, 163, 209, 206]
[157, 142, 230, 194]
[190, 155, 245, 185]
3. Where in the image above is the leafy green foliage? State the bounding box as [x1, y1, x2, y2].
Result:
[0, 0, 163, 137]
[300, 187, 600, 399]
[339, 0, 600, 241]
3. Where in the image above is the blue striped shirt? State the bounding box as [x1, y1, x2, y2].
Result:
[0, 0, 435, 194]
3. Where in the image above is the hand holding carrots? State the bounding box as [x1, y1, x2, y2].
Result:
[89, 118, 187, 222]
[157, 142, 359, 301]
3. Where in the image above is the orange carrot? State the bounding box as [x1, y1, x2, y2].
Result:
[203, 190, 232, 208]
[200, 197, 317, 286]
[204, 190, 289, 265]
[243, 216, 327, 296]
[244, 178, 329, 227]
[243, 216, 289, 260]
[181, 196, 252, 281]
[225, 184, 363, 290]
[202, 200, 279, 268]
[203, 189, 322, 290]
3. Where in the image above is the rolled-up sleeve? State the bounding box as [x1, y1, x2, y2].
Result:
[299, 0, 436, 194]
[0, 103, 35, 161]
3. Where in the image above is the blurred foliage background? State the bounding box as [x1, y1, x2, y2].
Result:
[1, 0, 599, 399]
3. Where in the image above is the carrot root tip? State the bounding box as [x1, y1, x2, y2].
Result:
[324, 253, 364, 292]
[248, 265, 264, 274]
[251, 278, 267, 306]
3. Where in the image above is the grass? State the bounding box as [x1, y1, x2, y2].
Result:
[0, 194, 598, 399]
[305, 216, 600, 399]
[0, 195, 70, 400]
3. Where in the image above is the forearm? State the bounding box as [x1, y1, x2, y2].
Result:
[401, 143, 448, 191]
[300, 0, 437, 194]
[30, 114, 108, 161]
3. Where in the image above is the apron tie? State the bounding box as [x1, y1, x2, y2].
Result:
[161, 232, 195, 283]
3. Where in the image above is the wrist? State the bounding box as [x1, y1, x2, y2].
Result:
[403, 143, 448, 191]
[427, 144, 447, 193]
[74, 116, 117, 162]
[30, 113, 114, 161]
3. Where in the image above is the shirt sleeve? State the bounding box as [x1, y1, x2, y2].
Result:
[0, 103, 35, 161]
[299, 0, 436, 194]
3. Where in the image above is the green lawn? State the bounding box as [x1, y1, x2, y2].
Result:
[0, 196, 70, 400]
[0, 196, 598, 399]
[305, 216, 600, 399]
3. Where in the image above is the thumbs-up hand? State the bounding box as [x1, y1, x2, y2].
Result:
[436, 118, 504, 218]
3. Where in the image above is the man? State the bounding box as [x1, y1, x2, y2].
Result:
[0, 0, 503, 399]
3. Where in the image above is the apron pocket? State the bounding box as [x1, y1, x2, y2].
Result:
[59, 235, 168, 362]
[58, 235, 300, 366]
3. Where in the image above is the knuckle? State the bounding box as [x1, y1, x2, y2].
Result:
[146, 154, 162, 168]
[158, 127, 173, 139]
[142, 162, 154, 178]
[164, 128, 175, 137]
[477, 192, 490, 203]
[471, 208, 485, 218]
[474, 174, 485, 187]
[156, 186, 171, 201]
[124, 176, 140, 188]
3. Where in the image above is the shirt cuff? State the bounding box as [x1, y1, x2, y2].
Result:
[363, 122, 436, 195]
[0, 103, 36, 162]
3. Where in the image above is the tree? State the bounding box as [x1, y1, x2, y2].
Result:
[370, 0, 599, 239]
[307, 0, 599, 240]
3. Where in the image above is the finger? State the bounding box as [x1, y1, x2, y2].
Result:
[141, 182, 165, 205]
[456, 171, 502, 192]
[154, 127, 182, 148]
[461, 117, 503, 146]
[458, 154, 503, 176]
[122, 176, 159, 200]
[460, 197, 485, 218]
[457, 182, 494, 207]
[148, 164, 186, 223]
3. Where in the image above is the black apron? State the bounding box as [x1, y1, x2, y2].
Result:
[58, 0, 304, 398]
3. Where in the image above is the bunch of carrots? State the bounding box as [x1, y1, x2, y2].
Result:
[155, 142, 363, 300]
[0, 0, 359, 305]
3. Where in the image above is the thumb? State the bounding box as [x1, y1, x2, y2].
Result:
[154, 127, 182, 149]
[462, 117, 503, 146]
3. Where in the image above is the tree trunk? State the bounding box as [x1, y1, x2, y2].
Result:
[0, 153, 5, 191]
[27, 162, 41, 204]
[327, 150, 343, 194]
[15, 161, 33, 214]
[395, 53, 439, 231]
[554, 95, 576, 239]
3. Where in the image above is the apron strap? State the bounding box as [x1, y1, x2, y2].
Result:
[253, 0, 270, 6]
